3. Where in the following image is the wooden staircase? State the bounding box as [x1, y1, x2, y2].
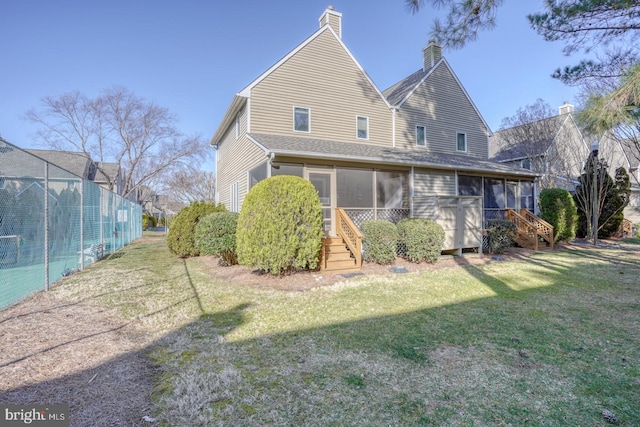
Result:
[319, 208, 363, 272]
[320, 237, 359, 272]
[505, 209, 554, 251]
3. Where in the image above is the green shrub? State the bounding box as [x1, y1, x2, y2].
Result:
[195, 212, 239, 265]
[486, 219, 516, 254]
[539, 188, 577, 242]
[142, 214, 150, 231]
[236, 176, 323, 275]
[397, 218, 445, 263]
[361, 220, 399, 264]
[167, 201, 225, 257]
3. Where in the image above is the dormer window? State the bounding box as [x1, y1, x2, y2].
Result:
[357, 116, 368, 139]
[456, 132, 467, 152]
[521, 159, 532, 170]
[294, 107, 310, 132]
[416, 125, 426, 147]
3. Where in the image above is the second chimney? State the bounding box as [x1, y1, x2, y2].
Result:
[423, 39, 442, 71]
[319, 6, 342, 39]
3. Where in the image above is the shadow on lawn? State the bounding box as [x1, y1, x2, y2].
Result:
[2, 245, 639, 426]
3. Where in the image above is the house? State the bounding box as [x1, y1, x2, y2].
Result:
[491, 103, 640, 223]
[25, 149, 124, 195]
[210, 7, 542, 268]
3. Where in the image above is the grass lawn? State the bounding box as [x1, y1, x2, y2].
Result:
[52, 232, 640, 426]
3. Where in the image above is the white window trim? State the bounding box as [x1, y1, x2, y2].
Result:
[356, 115, 369, 140]
[235, 113, 240, 139]
[230, 181, 239, 213]
[456, 132, 467, 153]
[416, 125, 426, 147]
[293, 106, 311, 133]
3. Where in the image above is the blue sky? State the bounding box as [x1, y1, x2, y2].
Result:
[1, 1, 583, 168]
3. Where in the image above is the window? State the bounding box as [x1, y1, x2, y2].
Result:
[294, 107, 310, 132]
[235, 114, 240, 139]
[416, 125, 426, 146]
[248, 163, 267, 189]
[521, 159, 531, 170]
[230, 182, 239, 213]
[357, 116, 368, 139]
[456, 132, 467, 152]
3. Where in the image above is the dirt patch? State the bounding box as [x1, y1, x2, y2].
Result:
[199, 246, 538, 292]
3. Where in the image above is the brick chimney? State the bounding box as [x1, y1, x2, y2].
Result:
[319, 6, 342, 38]
[423, 39, 442, 71]
[559, 101, 574, 115]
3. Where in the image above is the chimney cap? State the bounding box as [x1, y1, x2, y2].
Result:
[327, 5, 334, 10]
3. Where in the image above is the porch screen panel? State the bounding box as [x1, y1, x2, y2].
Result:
[249, 162, 267, 189]
[271, 164, 303, 177]
[520, 181, 535, 211]
[458, 175, 482, 197]
[376, 171, 409, 209]
[337, 168, 373, 208]
[484, 178, 505, 222]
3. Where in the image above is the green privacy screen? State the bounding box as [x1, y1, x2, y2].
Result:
[0, 140, 142, 310]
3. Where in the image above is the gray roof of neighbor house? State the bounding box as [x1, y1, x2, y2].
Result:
[248, 133, 538, 177]
[490, 115, 567, 162]
[25, 149, 93, 178]
[24, 149, 119, 184]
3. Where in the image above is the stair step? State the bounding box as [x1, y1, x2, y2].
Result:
[324, 258, 358, 269]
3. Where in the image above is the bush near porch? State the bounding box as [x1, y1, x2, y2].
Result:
[397, 218, 445, 263]
[361, 220, 400, 264]
[236, 175, 323, 275]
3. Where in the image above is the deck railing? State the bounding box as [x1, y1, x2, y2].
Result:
[505, 209, 540, 251]
[336, 208, 362, 268]
[519, 209, 554, 250]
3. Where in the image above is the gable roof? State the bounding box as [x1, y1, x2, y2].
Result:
[248, 133, 538, 177]
[382, 59, 492, 134]
[26, 149, 92, 178]
[210, 20, 390, 146]
[490, 114, 573, 162]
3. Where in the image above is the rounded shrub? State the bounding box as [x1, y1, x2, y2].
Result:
[397, 218, 445, 263]
[195, 211, 239, 265]
[167, 201, 225, 257]
[236, 175, 323, 275]
[361, 220, 399, 264]
[539, 188, 577, 242]
[486, 219, 517, 254]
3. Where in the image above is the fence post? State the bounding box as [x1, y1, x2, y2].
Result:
[44, 162, 49, 291]
[80, 179, 84, 270]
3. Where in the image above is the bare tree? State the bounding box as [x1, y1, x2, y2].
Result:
[162, 169, 216, 205]
[25, 86, 207, 201]
[492, 99, 585, 189]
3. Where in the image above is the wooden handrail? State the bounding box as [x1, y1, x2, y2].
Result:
[519, 209, 554, 250]
[506, 209, 539, 251]
[336, 208, 362, 268]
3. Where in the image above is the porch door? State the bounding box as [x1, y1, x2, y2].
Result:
[308, 169, 335, 236]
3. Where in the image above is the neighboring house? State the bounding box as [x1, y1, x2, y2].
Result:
[491, 103, 640, 223]
[210, 7, 539, 258]
[25, 149, 124, 195]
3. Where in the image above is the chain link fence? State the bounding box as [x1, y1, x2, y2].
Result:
[0, 139, 142, 310]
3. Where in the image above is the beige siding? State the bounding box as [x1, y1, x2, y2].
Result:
[216, 108, 266, 211]
[250, 30, 393, 146]
[395, 62, 488, 158]
[413, 168, 456, 196]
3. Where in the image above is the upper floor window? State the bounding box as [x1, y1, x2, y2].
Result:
[416, 125, 426, 147]
[294, 107, 310, 132]
[456, 132, 467, 152]
[357, 116, 368, 139]
[521, 159, 532, 170]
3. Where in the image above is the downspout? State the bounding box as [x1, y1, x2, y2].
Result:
[392, 108, 397, 148]
[267, 152, 275, 177]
